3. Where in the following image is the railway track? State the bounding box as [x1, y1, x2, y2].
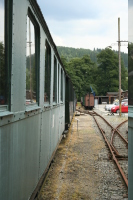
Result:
[77, 109, 128, 189]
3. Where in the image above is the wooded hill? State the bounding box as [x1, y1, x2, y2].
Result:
[57, 46, 128, 100]
[57, 46, 128, 69]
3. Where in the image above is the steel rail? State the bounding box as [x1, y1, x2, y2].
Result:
[110, 120, 128, 147]
[93, 116, 128, 188]
[110, 120, 128, 162]
[92, 111, 128, 146]
[77, 110, 128, 145]
[89, 110, 128, 158]
[116, 119, 128, 129]
[76, 109, 128, 187]
[110, 143, 120, 156]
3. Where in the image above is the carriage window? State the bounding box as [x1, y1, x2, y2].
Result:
[70, 82, 73, 101]
[58, 64, 60, 103]
[61, 69, 63, 101]
[0, 0, 8, 110]
[53, 56, 57, 103]
[26, 16, 37, 105]
[44, 41, 51, 103]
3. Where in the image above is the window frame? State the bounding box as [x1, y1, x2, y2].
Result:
[53, 55, 57, 105]
[0, 0, 13, 113]
[44, 39, 51, 106]
[58, 64, 60, 104]
[61, 68, 63, 102]
[26, 8, 40, 107]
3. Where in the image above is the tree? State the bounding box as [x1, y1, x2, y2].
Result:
[60, 47, 128, 99]
[0, 42, 6, 101]
[96, 48, 128, 95]
[61, 55, 97, 100]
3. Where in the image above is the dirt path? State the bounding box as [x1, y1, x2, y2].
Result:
[37, 112, 128, 200]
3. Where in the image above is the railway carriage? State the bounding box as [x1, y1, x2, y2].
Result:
[129, 1, 133, 198]
[82, 93, 94, 109]
[65, 76, 76, 129]
[0, 0, 75, 199]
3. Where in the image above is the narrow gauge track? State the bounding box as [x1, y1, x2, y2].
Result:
[77, 109, 128, 189]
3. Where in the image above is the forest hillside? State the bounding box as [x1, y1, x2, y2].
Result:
[57, 46, 128, 69]
[57, 46, 128, 100]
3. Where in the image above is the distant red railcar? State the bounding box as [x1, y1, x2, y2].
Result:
[82, 93, 94, 109]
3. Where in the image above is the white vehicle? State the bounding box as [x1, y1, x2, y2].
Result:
[105, 101, 119, 111]
[122, 98, 128, 103]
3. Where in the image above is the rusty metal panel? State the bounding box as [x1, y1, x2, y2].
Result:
[85, 94, 89, 107]
[89, 94, 94, 107]
[0, 115, 41, 200]
[84, 94, 94, 107]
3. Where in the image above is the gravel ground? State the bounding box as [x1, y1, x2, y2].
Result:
[37, 105, 128, 200]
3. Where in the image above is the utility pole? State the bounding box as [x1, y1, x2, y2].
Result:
[118, 18, 121, 117]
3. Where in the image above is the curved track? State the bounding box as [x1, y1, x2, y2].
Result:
[77, 109, 128, 188]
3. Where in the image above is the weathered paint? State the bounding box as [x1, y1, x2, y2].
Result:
[0, 115, 41, 199]
[0, 1, 76, 200]
[128, 107, 133, 199]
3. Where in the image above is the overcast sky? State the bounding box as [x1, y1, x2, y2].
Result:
[37, 0, 128, 53]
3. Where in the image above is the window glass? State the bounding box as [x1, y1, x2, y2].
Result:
[69, 82, 73, 101]
[71, 85, 73, 101]
[0, 0, 7, 108]
[26, 16, 37, 105]
[72, 87, 73, 101]
[58, 64, 60, 103]
[61, 69, 63, 101]
[44, 41, 51, 103]
[53, 56, 57, 102]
